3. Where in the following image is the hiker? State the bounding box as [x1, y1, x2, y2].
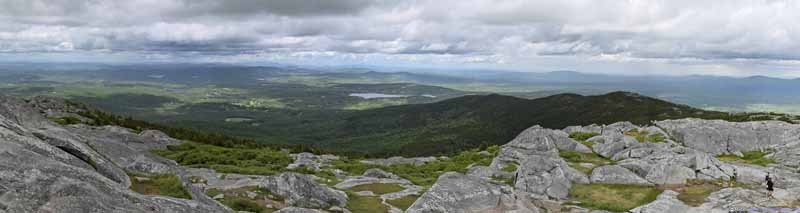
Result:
[765, 173, 774, 198]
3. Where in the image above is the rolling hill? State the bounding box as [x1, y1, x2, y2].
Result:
[318, 91, 735, 156]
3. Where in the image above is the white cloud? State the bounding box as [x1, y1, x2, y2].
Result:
[0, 0, 799, 77]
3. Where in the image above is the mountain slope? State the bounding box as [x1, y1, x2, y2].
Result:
[319, 92, 770, 156]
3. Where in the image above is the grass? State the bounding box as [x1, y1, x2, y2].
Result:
[213, 186, 282, 213]
[716, 150, 776, 166]
[333, 146, 500, 187]
[152, 142, 293, 176]
[625, 129, 666, 143]
[647, 133, 666, 143]
[568, 184, 663, 212]
[346, 193, 389, 213]
[673, 180, 723, 207]
[221, 198, 270, 213]
[568, 132, 600, 151]
[386, 195, 419, 211]
[568, 162, 594, 174]
[129, 173, 191, 199]
[569, 132, 600, 141]
[157, 141, 498, 188]
[349, 183, 406, 195]
[50, 116, 82, 125]
[491, 175, 515, 186]
[500, 162, 518, 173]
[559, 150, 613, 165]
[579, 141, 596, 149]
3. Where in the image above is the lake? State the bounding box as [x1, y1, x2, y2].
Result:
[349, 93, 409, 99]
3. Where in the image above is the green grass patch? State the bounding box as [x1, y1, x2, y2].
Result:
[559, 150, 613, 165]
[625, 129, 649, 143]
[568, 162, 594, 174]
[387, 195, 419, 211]
[346, 193, 389, 213]
[333, 146, 499, 187]
[674, 180, 723, 207]
[213, 186, 282, 213]
[491, 175, 515, 186]
[206, 188, 222, 197]
[220, 198, 271, 213]
[129, 173, 191, 199]
[569, 132, 600, 141]
[349, 183, 406, 195]
[716, 150, 776, 166]
[625, 129, 665, 143]
[50, 116, 82, 125]
[568, 184, 662, 212]
[647, 133, 666, 143]
[153, 142, 293, 176]
[500, 162, 518, 173]
[579, 141, 596, 150]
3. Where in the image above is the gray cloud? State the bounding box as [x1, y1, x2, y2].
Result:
[0, 0, 799, 76]
[171, 0, 375, 17]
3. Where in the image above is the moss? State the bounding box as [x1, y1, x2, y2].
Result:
[129, 173, 191, 199]
[349, 183, 406, 195]
[569, 132, 600, 141]
[716, 151, 776, 166]
[387, 195, 419, 211]
[568, 184, 662, 212]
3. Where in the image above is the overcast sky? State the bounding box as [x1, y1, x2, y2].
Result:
[1, 0, 799, 77]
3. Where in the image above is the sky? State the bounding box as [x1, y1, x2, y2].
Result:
[1, 0, 799, 77]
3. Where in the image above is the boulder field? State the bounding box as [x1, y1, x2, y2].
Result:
[407, 120, 800, 212]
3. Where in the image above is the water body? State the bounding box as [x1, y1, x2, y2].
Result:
[225, 117, 255, 123]
[349, 93, 409, 99]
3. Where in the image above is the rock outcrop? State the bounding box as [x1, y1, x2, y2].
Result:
[0, 95, 226, 212]
[406, 172, 517, 213]
[656, 118, 800, 155]
[590, 165, 652, 185]
[630, 190, 692, 213]
[187, 168, 348, 209]
[415, 119, 800, 212]
[287, 152, 339, 171]
[360, 156, 439, 166]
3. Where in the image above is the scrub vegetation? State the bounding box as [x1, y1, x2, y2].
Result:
[129, 173, 191, 199]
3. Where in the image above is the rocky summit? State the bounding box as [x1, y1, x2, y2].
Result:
[2, 95, 800, 213]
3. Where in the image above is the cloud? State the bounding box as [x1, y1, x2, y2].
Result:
[0, 0, 799, 76]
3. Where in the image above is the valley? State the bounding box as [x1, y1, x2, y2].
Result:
[3, 94, 800, 212]
[3, 63, 799, 157]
